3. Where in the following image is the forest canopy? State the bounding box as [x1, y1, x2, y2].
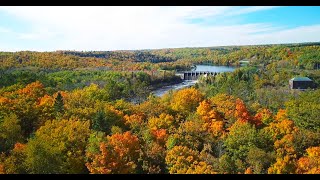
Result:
[0, 42, 319, 174]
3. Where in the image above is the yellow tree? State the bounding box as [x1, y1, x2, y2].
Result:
[196, 100, 223, 123]
[268, 134, 297, 174]
[266, 109, 299, 174]
[136, 95, 169, 118]
[264, 109, 298, 141]
[196, 100, 225, 139]
[148, 113, 175, 131]
[165, 146, 216, 174]
[35, 94, 55, 126]
[63, 84, 104, 120]
[24, 119, 91, 174]
[296, 146, 320, 174]
[124, 113, 145, 131]
[171, 88, 204, 116]
[209, 93, 237, 125]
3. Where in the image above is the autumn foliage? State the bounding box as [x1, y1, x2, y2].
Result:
[86, 132, 140, 174]
[0, 42, 320, 175]
[296, 147, 320, 174]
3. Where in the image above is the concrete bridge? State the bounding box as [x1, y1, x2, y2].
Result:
[176, 71, 219, 80]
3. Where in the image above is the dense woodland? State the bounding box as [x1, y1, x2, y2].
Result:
[0, 42, 320, 174]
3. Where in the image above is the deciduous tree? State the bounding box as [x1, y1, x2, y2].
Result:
[86, 132, 141, 174]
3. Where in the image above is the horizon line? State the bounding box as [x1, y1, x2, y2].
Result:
[1, 41, 320, 53]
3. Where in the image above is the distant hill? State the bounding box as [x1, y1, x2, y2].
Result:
[0, 42, 319, 70]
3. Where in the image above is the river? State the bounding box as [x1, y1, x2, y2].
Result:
[152, 65, 236, 97]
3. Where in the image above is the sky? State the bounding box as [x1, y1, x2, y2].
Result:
[1, 6, 320, 52]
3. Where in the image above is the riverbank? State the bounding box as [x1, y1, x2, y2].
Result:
[149, 76, 183, 90]
[152, 80, 198, 97]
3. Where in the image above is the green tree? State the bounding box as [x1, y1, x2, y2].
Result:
[91, 106, 124, 135]
[54, 92, 64, 117]
[0, 143, 27, 174]
[0, 114, 23, 153]
[285, 90, 320, 131]
[246, 146, 275, 174]
[92, 110, 107, 132]
[224, 121, 270, 161]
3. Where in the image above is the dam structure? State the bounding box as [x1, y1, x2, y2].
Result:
[176, 71, 219, 80]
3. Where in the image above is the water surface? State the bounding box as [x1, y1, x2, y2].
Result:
[153, 65, 236, 97]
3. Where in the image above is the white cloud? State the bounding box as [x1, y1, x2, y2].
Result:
[0, 27, 11, 33]
[0, 6, 319, 51]
[252, 25, 320, 44]
[17, 27, 60, 40]
[224, 6, 280, 16]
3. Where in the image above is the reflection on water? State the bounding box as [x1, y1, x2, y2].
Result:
[193, 65, 235, 72]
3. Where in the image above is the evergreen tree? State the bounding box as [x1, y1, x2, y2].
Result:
[92, 110, 107, 132]
[54, 92, 64, 117]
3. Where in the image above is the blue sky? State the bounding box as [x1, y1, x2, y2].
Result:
[0, 6, 320, 51]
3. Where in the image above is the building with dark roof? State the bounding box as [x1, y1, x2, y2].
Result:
[289, 77, 313, 90]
